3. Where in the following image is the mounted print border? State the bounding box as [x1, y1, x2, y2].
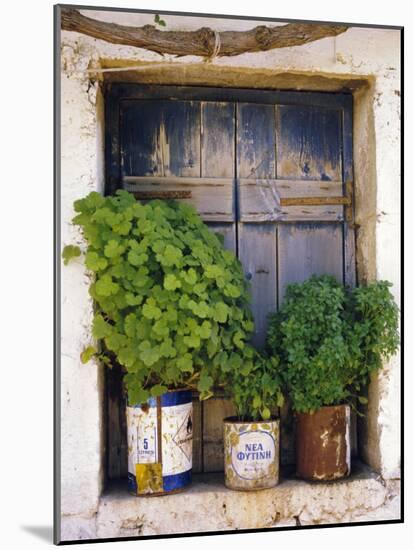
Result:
[54, 3, 403, 545]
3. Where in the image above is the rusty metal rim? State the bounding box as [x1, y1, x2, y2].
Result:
[296, 471, 350, 483]
[295, 404, 349, 416]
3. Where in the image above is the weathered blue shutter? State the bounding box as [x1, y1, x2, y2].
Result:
[105, 85, 355, 474]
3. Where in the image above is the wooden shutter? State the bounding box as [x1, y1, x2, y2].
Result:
[105, 84, 355, 475]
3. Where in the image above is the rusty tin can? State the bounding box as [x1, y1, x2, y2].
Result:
[296, 404, 351, 481]
[127, 389, 193, 496]
[224, 417, 280, 491]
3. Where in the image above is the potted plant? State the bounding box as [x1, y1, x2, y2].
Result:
[62, 190, 254, 495]
[221, 348, 284, 491]
[266, 275, 399, 481]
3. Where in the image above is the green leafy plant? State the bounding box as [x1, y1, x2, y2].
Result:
[266, 275, 399, 413]
[154, 14, 166, 27]
[343, 280, 400, 398]
[221, 347, 284, 421]
[62, 190, 254, 404]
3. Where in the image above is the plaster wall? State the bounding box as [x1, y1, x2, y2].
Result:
[59, 9, 401, 532]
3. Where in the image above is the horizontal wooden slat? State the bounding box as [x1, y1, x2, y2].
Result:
[114, 85, 353, 111]
[124, 176, 233, 186]
[132, 190, 192, 200]
[239, 179, 345, 222]
[123, 177, 235, 222]
[280, 196, 350, 206]
[278, 205, 343, 222]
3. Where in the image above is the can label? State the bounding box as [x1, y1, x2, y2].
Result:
[224, 420, 279, 490]
[127, 391, 193, 494]
[232, 431, 275, 480]
[161, 401, 193, 476]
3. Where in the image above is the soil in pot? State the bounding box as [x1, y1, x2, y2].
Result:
[224, 416, 280, 491]
[126, 389, 193, 496]
[295, 404, 351, 481]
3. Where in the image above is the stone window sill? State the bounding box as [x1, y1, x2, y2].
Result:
[94, 461, 400, 539]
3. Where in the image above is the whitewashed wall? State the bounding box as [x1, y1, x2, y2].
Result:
[59, 9, 401, 537]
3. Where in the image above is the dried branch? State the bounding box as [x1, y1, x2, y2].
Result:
[61, 8, 349, 58]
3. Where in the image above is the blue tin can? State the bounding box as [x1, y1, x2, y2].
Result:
[127, 389, 193, 496]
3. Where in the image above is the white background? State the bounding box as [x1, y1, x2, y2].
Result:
[0, 0, 409, 548]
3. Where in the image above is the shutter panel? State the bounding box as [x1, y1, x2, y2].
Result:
[105, 85, 355, 475]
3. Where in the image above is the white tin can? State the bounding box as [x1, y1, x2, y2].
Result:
[127, 389, 193, 496]
[224, 417, 280, 491]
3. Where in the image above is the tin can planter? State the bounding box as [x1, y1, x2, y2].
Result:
[296, 404, 351, 481]
[224, 417, 280, 491]
[126, 389, 193, 496]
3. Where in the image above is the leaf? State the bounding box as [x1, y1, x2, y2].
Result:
[233, 330, 245, 349]
[142, 300, 162, 320]
[261, 407, 271, 420]
[128, 249, 148, 267]
[104, 240, 124, 258]
[197, 371, 214, 393]
[157, 244, 183, 267]
[125, 292, 142, 306]
[62, 245, 81, 265]
[152, 240, 165, 254]
[124, 313, 137, 337]
[95, 275, 119, 297]
[105, 332, 127, 352]
[229, 352, 242, 370]
[224, 283, 241, 298]
[164, 273, 182, 291]
[118, 346, 137, 368]
[150, 384, 168, 397]
[139, 341, 161, 366]
[80, 346, 97, 364]
[213, 302, 229, 323]
[92, 314, 112, 339]
[73, 191, 104, 213]
[240, 361, 252, 376]
[252, 395, 262, 408]
[176, 353, 193, 373]
[127, 383, 150, 407]
[197, 320, 211, 339]
[183, 334, 201, 349]
[190, 301, 211, 319]
[159, 338, 176, 358]
[358, 396, 369, 404]
[85, 251, 107, 271]
[181, 268, 197, 285]
[152, 319, 169, 337]
[113, 219, 132, 236]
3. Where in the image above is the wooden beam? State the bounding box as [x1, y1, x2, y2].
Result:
[61, 8, 349, 58]
[132, 190, 192, 200]
[280, 196, 351, 206]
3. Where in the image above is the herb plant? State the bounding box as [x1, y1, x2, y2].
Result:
[221, 348, 284, 421]
[266, 275, 399, 413]
[343, 280, 400, 397]
[62, 190, 254, 404]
